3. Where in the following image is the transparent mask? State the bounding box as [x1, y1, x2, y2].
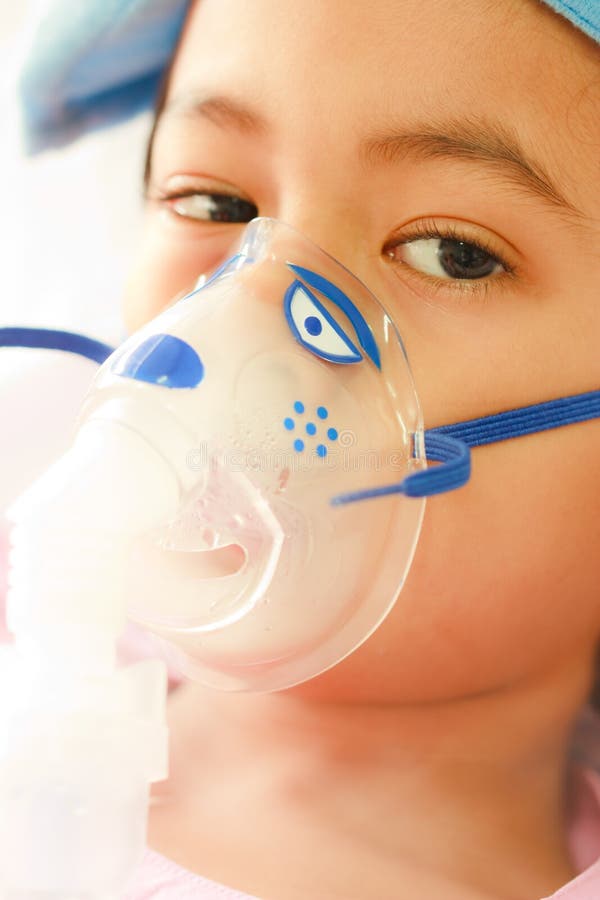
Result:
[78, 218, 426, 691]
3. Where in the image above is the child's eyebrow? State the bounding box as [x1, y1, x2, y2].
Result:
[144, 93, 266, 186]
[360, 117, 586, 224]
[150, 94, 587, 225]
[158, 93, 269, 136]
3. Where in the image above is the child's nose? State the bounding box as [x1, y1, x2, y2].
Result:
[112, 334, 205, 389]
[275, 206, 374, 289]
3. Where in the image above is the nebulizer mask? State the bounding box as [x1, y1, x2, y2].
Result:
[1, 217, 599, 898]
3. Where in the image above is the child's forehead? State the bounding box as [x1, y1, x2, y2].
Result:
[172, 0, 597, 90]
[163, 0, 598, 217]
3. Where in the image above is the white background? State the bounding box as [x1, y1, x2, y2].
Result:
[0, 5, 151, 511]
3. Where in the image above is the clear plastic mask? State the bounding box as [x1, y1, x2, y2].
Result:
[79, 218, 426, 691]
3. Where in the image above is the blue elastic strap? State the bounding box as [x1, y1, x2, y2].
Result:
[428, 391, 600, 447]
[332, 390, 600, 505]
[0, 327, 115, 365]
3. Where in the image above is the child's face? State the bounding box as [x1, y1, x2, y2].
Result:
[124, 0, 600, 702]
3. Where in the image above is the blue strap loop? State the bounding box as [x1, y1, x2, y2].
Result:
[0, 327, 115, 365]
[332, 390, 600, 505]
[330, 432, 470, 505]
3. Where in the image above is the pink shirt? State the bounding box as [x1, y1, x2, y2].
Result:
[124, 850, 261, 899]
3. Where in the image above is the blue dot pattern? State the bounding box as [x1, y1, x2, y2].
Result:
[284, 403, 339, 457]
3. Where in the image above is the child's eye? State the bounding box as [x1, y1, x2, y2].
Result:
[384, 221, 515, 293]
[393, 236, 503, 280]
[162, 191, 258, 224]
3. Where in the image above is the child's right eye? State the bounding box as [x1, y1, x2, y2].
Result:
[160, 191, 258, 224]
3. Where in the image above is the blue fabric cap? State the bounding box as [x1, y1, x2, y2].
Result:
[17, 0, 190, 153]
[15, 0, 599, 154]
[542, 0, 600, 42]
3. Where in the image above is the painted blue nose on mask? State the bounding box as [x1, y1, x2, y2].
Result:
[111, 333, 205, 388]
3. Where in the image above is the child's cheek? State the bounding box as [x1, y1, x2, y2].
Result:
[303, 424, 600, 705]
[122, 213, 239, 333]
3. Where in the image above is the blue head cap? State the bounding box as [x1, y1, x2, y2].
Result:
[15, 0, 600, 154]
[541, 0, 600, 43]
[16, 0, 190, 154]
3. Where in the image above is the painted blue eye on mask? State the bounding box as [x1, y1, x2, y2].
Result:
[284, 264, 382, 369]
[284, 279, 364, 365]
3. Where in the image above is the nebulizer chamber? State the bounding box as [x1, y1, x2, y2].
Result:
[0, 219, 426, 897]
